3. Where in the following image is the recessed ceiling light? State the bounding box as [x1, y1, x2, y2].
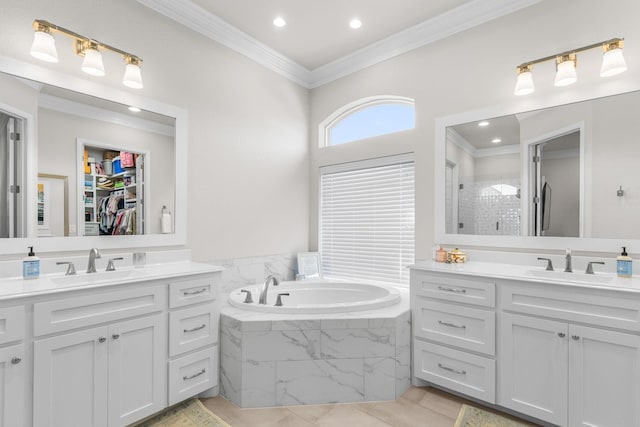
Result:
[128, 106, 141, 113]
[273, 17, 286, 28]
[491, 138, 502, 144]
[478, 121, 490, 127]
[349, 19, 362, 29]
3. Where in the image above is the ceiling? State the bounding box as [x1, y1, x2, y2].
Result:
[190, 0, 471, 70]
[138, 0, 541, 87]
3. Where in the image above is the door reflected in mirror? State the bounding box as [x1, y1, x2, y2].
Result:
[444, 89, 640, 239]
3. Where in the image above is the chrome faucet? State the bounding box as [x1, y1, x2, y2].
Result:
[87, 248, 101, 273]
[258, 275, 280, 305]
[564, 248, 572, 273]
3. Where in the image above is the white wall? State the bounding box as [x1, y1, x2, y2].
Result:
[309, 0, 640, 259]
[0, 0, 310, 260]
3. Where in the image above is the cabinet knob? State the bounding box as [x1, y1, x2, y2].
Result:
[571, 335, 580, 341]
[112, 334, 120, 340]
[557, 332, 566, 338]
[98, 337, 107, 343]
[10, 357, 21, 365]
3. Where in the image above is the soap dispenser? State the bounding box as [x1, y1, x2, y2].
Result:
[23, 246, 40, 279]
[616, 247, 632, 278]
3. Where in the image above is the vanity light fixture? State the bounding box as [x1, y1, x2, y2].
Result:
[29, 19, 144, 89]
[514, 37, 626, 96]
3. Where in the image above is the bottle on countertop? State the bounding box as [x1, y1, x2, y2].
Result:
[23, 246, 40, 280]
[436, 246, 448, 263]
[616, 246, 632, 278]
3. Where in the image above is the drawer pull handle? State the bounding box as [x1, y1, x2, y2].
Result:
[438, 320, 466, 329]
[183, 368, 206, 381]
[98, 337, 107, 343]
[437, 286, 467, 294]
[183, 324, 207, 333]
[112, 334, 120, 340]
[558, 332, 566, 338]
[11, 357, 21, 365]
[438, 363, 466, 375]
[183, 288, 207, 296]
[572, 335, 581, 341]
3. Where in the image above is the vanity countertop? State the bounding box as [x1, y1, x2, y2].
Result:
[0, 261, 223, 301]
[411, 260, 640, 294]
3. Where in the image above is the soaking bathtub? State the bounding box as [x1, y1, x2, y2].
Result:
[227, 279, 402, 313]
[220, 279, 410, 407]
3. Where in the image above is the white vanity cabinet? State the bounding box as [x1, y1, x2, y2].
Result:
[33, 285, 167, 427]
[167, 276, 219, 405]
[499, 282, 640, 427]
[411, 270, 496, 403]
[411, 264, 640, 427]
[0, 306, 26, 427]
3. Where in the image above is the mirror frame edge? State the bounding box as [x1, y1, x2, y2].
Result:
[435, 79, 640, 254]
[0, 55, 187, 255]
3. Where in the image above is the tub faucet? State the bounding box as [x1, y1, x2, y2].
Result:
[258, 275, 280, 305]
[87, 248, 101, 273]
[564, 248, 572, 273]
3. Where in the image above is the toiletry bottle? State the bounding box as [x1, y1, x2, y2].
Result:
[436, 246, 447, 263]
[23, 246, 40, 279]
[616, 246, 632, 277]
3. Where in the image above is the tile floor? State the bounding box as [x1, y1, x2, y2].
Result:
[201, 386, 539, 427]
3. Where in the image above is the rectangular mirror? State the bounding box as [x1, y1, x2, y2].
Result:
[0, 57, 186, 254]
[436, 87, 640, 252]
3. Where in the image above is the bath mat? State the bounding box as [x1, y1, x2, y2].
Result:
[454, 404, 535, 427]
[133, 398, 231, 427]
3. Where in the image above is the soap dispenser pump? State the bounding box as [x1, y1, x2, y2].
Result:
[616, 246, 633, 278]
[23, 246, 40, 279]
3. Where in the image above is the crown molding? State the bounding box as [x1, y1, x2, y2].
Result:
[136, 0, 311, 87]
[137, 0, 541, 89]
[447, 128, 476, 157]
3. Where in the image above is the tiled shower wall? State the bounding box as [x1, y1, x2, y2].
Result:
[458, 178, 521, 236]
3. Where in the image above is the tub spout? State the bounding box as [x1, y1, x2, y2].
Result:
[258, 275, 280, 305]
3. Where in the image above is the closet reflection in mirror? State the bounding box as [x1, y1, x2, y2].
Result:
[444, 89, 640, 239]
[0, 71, 176, 238]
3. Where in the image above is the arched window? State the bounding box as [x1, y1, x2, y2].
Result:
[320, 96, 415, 147]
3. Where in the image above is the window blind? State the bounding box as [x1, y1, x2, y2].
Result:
[319, 157, 415, 285]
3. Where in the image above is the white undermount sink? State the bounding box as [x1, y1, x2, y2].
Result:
[526, 269, 614, 285]
[51, 269, 144, 286]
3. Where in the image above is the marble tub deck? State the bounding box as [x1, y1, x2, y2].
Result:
[219, 289, 410, 408]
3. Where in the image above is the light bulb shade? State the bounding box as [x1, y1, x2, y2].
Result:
[600, 48, 627, 77]
[514, 69, 534, 96]
[554, 57, 577, 87]
[122, 63, 143, 89]
[30, 30, 58, 63]
[81, 48, 105, 76]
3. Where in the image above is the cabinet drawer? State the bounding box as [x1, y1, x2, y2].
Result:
[0, 306, 25, 345]
[501, 283, 640, 332]
[34, 286, 166, 336]
[414, 340, 495, 403]
[169, 304, 218, 357]
[169, 276, 217, 309]
[412, 271, 495, 307]
[414, 298, 495, 356]
[168, 346, 217, 405]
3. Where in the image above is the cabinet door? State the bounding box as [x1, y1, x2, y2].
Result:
[108, 314, 166, 426]
[0, 344, 25, 427]
[498, 312, 568, 426]
[34, 327, 109, 427]
[569, 325, 640, 427]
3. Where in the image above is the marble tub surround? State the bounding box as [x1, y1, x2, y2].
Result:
[210, 253, 297, 295]
[220, 290, 410, 407]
